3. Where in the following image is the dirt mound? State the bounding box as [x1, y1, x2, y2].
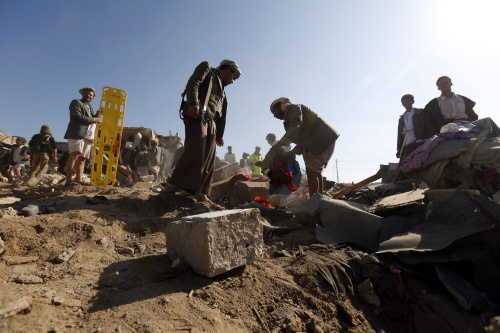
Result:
[0, 183, 495, 332]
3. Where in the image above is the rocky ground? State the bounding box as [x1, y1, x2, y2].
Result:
[0, 180, 497, 333]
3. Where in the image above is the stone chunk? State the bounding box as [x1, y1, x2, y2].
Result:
[165, 208, 264, 277]
[210, 178, 235, 200]
[55, 249, 75, 263]
[0, 297, 31, 318]
[213, 162, 240, 182]
[14, 274, 43, 284]
[21, 205, 39, 217]
[229, 181, 269, 207]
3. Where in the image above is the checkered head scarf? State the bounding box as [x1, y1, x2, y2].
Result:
[270, 97, 292, 112]
[217, 60, 242, 79]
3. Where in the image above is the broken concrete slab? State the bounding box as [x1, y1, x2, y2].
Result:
[368, 189, 426, 216]
[0, 196, 21, 205]
[292, 193, 322, 225]
[229, 181, 269, 207]
[165, 208, 264, 277]
[377, 186, 498, 253]
[210, 178, 235, 200]
[316, 199, 383, 251]
[424, 188, 456, 202]
[213, 162, 240, 182]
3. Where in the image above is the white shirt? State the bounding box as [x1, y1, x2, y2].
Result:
[400, 108, 416, 155]
[85, 123, 96, 140]
[438, 93, 467, 119]
[224, 152, 236, 163]
[12, 145, 23, 163]
[84, 104, 96, 140]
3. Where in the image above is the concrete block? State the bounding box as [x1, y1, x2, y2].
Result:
[165, 208, 264, 277]
[316, 199, 382, 251]
[132, 182, 153, 190]
[293, 193, 323, 224]
[139, 175, 154, 183]
[210, 178, 235, 200]
[21, 205, 39, 217]
[229, 181, 269, 207]
[213, 162, 240, 182]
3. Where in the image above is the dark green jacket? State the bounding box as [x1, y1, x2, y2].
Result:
[279, 104, 339, 155]
[185, 61, 227, 140]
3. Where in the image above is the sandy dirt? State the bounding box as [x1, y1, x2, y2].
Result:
[0, 182, 441, 333]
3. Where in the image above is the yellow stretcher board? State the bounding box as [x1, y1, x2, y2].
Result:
[90, 86, 127, 186]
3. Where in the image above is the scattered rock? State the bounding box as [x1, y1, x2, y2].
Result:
[357, 278, 381, 307]
[0, 236, 4, 255]
[55, 249, 75, 263]
[0, 207, 18, 218]
[96, 237, 109, 247]
[135, 243, 146, 253]
[0, 297, 31, 318]
[14, 274, 44, 284]
[117, 247, 134, 255]
[21, 204, 39, 217]
[52, 297, 64, 305]
[5, 256, 39, 265]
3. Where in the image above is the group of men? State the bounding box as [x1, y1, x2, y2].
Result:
[0, 125, 58, 184]
[158, 59, 340, 208]
[62, 60, 471, 207]
[397, 76, 478, 161]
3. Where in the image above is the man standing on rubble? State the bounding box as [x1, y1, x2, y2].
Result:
[269, 98, 339, 196]
[161, 59, 241, 208]
[396, 94, 426, 161]
[224, 146, 236, 164]
[148, 139, 162, 182]
[8, 137, 30, 181]
[423, 76, 478, 138]
[63, 87, 102, 186]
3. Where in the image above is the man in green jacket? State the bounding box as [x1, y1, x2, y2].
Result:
[162, 60, 241, 208]
[269, 98, 339, 196]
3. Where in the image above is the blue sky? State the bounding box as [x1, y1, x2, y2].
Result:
[1, 0, 499, 183]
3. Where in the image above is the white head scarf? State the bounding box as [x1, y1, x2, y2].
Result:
[270, 97, 292, 111]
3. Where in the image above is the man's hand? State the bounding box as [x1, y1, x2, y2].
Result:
[187, 105, 200, 119]
[94, 117, 102, 123]
[269, 144, 280, 152]
[216, 138, 224, 147]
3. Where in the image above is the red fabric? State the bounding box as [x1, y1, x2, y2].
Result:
[253, 196, 273, 208]
[227, 173, 253, 185]
[267, 155, 297, 191]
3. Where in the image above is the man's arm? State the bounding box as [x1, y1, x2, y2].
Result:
[396, 117, 403, 158]
[20, 146, 30, 161]
[186, 61, 211, 108]
[460, 95, 478, 121]
[274, 104, 303, 149]
[423, 99, 442, 138]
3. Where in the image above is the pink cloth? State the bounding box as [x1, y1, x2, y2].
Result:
[399, 136, 445, 172]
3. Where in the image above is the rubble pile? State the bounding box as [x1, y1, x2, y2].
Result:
[1, 122, 499, 332]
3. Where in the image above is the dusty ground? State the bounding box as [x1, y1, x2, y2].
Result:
[0, 182, 466, 333]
